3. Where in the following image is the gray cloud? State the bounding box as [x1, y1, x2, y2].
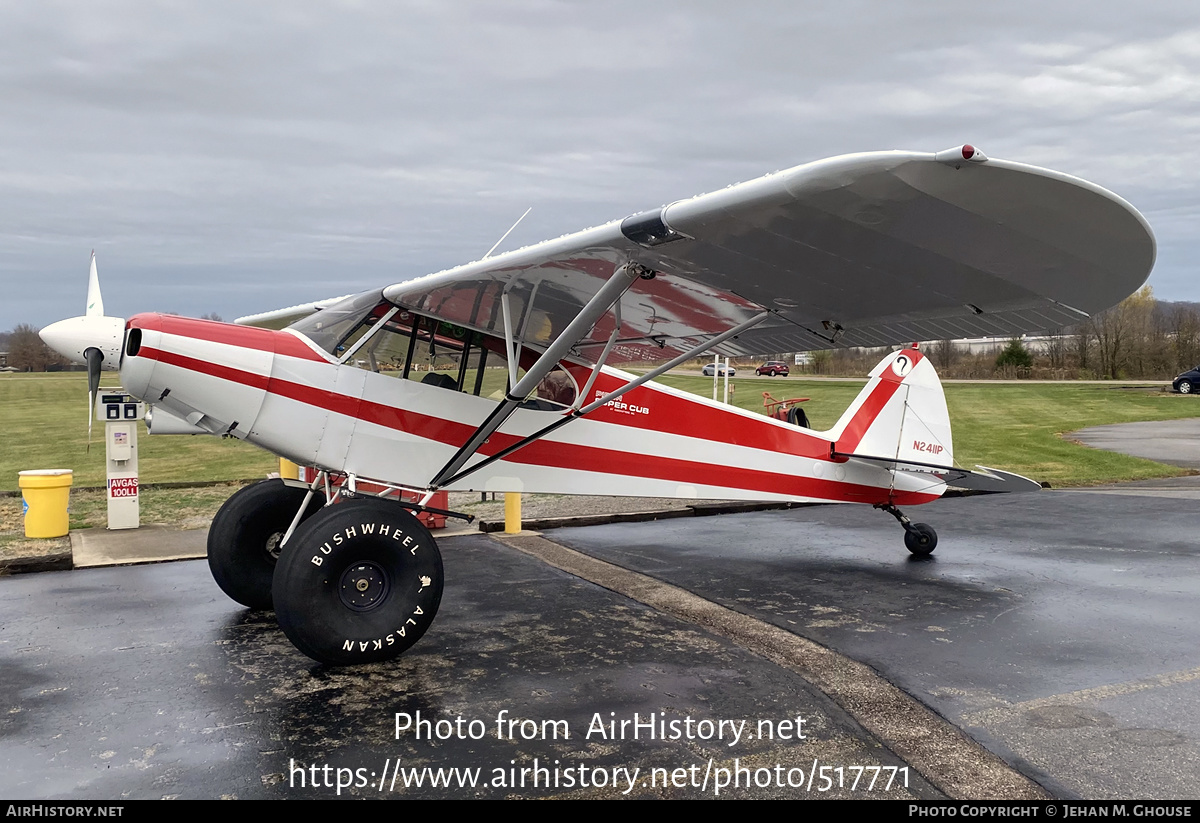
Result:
[3, 1, 1197, 329]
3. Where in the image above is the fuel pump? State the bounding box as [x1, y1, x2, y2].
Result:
[97, 389, 145, 529]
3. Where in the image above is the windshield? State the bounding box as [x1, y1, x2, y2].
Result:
[289, 296, 579, 409]
[288, 290, 386, 357]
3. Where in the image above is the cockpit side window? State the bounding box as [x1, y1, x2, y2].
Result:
[295, 303, 579, 409]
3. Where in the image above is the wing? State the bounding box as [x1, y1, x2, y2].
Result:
[235, 294, 356, 330]
[240, 146, 1155, 359]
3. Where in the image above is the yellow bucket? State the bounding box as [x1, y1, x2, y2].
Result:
[18, 469, 73, 538]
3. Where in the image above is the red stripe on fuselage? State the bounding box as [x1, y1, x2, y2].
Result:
[128, 313, 328, 362]
[566, 367, 835, 460]
[130, 314, 934, 470]
[135, 311, 838, 460]
[146, 347, 271, 391]
[135, 343, 936, 504]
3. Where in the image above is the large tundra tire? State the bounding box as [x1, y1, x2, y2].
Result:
[272, 497, 444, 665]
[207, 479, 325, 610]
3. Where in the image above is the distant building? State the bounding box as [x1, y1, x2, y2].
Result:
[930, 335, 1070, 356]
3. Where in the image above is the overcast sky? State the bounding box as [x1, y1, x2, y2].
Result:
[4, 1, 1199, 331]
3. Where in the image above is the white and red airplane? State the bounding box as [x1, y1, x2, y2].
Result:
[40, 146, 1155, 665]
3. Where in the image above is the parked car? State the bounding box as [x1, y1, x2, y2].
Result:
[755, 361, 790, 377]
[1173, 366, 1200, 394]
[701, 363, 736, 377]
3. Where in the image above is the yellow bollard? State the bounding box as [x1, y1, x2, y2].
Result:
[18, 469, 73, 538]
[504, 492, 522, 534]
[278, 458, 300, 480]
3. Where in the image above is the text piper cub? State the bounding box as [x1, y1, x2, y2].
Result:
[41, 145, 1155, 665]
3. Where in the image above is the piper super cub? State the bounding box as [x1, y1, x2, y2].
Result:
[41, 146, 1156, 665]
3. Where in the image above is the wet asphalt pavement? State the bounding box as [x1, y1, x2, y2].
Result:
[552, 489, 1200, 800]
[3, 483, 1199, 799]
[0, 534, 944, 800]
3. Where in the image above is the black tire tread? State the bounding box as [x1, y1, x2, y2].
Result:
[207, 479, 324, 610]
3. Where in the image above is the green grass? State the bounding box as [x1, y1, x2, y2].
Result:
[655, 375, 1200, 486]
[4, 371, 1199, 495]
[944, 383, 1197, 486]
[0, 372, 276, 491]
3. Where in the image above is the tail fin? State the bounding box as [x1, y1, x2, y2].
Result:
[826, 347, 953, 468]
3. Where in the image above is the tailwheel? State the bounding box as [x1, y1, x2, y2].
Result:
[207, 478, 326, 610]
[903, 523, 938, 556]
[875, 502, 937, 556]
[272, 497, 444, 665]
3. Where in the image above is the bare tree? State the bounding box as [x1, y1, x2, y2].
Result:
[1091, 285, 1155, 379]
[1169, 303, 1200, 373]
[933, 339, 956, 370]
[811, 349, 832, 375]
[8, 324, 64, 372]
[1044, 328, 1069, 372]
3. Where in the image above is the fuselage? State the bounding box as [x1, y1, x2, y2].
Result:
[120, 312, 940, 506]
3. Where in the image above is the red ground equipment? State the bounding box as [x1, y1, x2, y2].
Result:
[762, 392, 811, 429]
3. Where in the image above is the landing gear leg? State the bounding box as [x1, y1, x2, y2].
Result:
[875, 502, 938, 556]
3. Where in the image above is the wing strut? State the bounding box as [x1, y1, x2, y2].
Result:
[428, 263, 646, 487]
[431, 310, 772, 490]
[575, 299, 622, 407]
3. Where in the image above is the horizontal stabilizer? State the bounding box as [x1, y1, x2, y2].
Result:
[834, 452, 1042, 494]
[954, 465, 1044, 494]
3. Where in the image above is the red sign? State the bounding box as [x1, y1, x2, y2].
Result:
[109, 477, 139, 498]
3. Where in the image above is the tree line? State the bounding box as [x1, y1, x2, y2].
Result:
[6, 292, 1197, 380]
[0, 324, 68, 372]
[796, 286, 1200, 381]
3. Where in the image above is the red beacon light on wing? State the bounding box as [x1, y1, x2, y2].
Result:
[934, 144, 989, 166]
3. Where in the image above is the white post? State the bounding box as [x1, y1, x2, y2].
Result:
[723, 357, 731, 404]
[712, 354, 720, 400]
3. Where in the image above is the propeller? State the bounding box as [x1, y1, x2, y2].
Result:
[83, 251, 104, 451]
[39, 251, 127, 450]
[84, 346, 103, 451]
[86, 249, 103, 317]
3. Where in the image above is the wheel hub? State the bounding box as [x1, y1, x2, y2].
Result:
[338, 562, 390, 611]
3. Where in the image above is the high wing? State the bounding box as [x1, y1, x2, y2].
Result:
[236, 294, 356, 330]
[237, 146, 1155, 360]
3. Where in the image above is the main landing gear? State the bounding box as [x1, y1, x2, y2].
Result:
[206, 479, 445, 665]
[273, 497, 443, 665]
[207, 479, 326, 609]
[875, 502, 938, 556]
